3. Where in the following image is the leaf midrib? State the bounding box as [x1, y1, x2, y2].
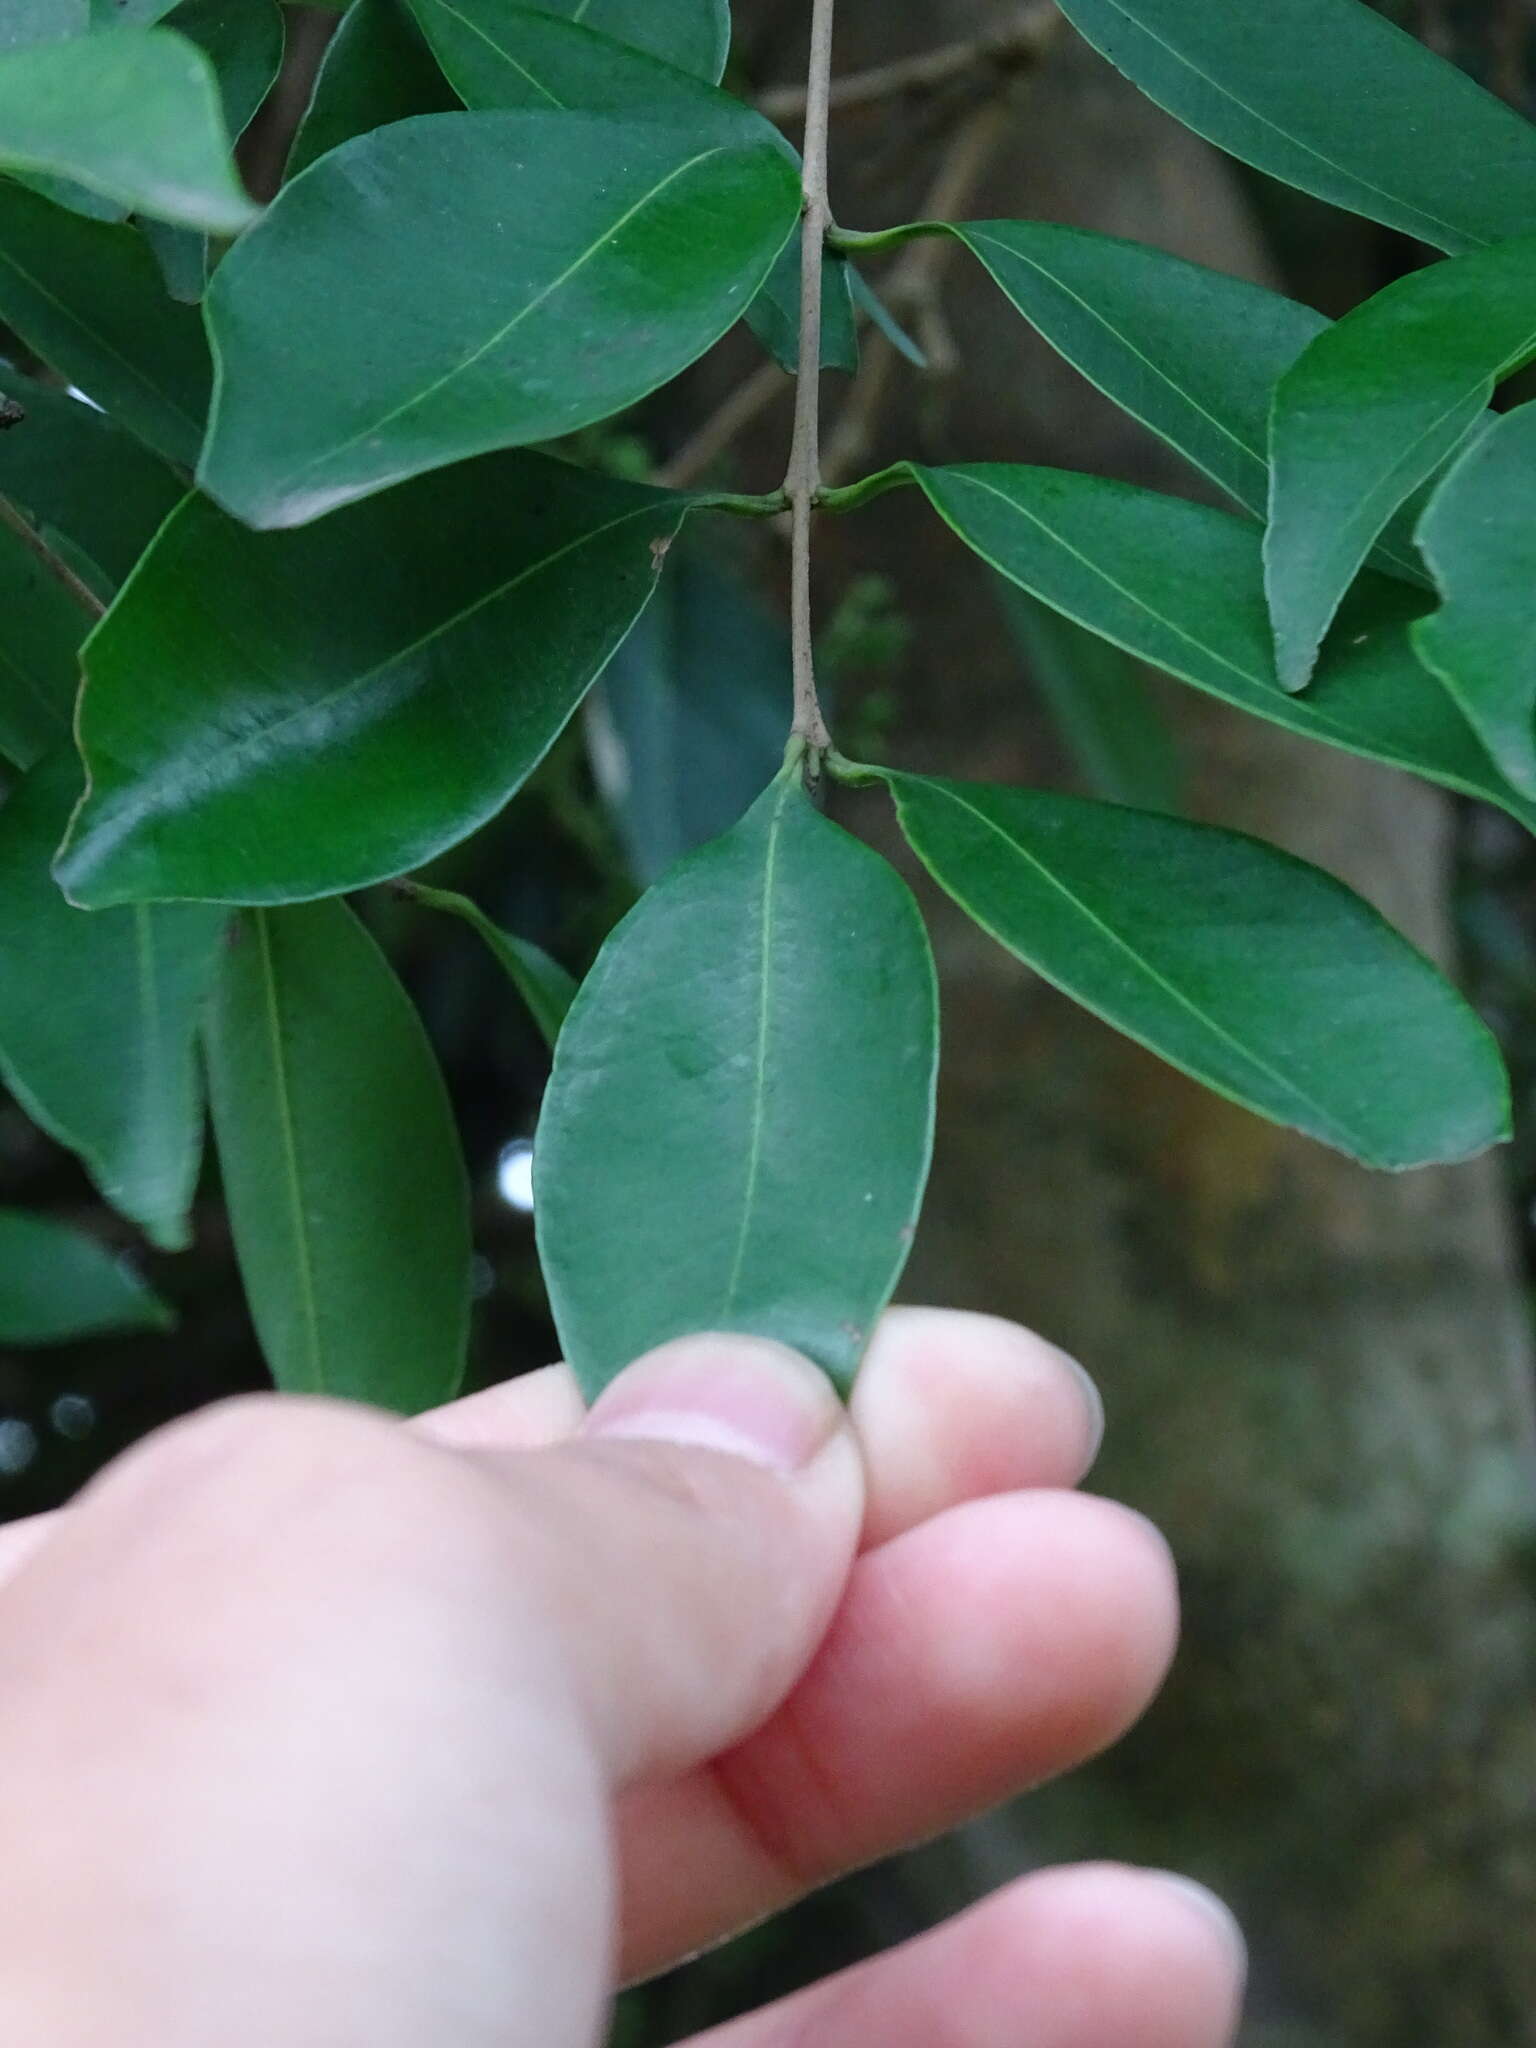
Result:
[422, 0, 566, 108]
[80, 498, 675, 839]
[718, 775, 791, 1320]
[1084, 0, 1486, 249]
[263, 141, 729, 499]
[910, 780, 1364, 1150]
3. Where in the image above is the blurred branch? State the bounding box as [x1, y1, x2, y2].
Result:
[822, 93, 1017, 482]
[0, 489, 105, 620]
[758, 3, 1058, 119]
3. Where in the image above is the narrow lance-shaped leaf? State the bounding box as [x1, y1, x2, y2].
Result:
[0, 28, 258, 231]
[0, 521, 88, 768]
[1414, 402, 1536, 802]
[286, 0, 458, 180]
[0, 1208, 174, 1345]
[200, 109, 799, 528]
[592, 549, 791, 884]
[59, 453, 690, 907]
[402, 882, 576, 1049]
[0, 367, 183, 593]
[884, 218, 1423, 581]
[1053, 0, 1536, 253]
[537, 768, 939, 1399]
[205, 901, 470, 1411]
[1266, 236, 1536, 691]
[0, 752, 226, 1248]
[0, 178, 212, 465]
[883, 773, 1509, 1170]
[905, 462, 1536, 834]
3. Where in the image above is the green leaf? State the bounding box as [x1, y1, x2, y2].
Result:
[200, 108, 798, 528]
[137, 0, 283, 295]
[0, 1208, 174, 1344]
[846, 264, 926, 369]
[0, 522, 87, 767]
[286, 0, 457, 180]
[0, 366, 183, 592]
[409, 0, 732, 106]
[746, 241, 857, 375]
[2, 2, 88, 52]
[204, 900, 470, 1410]
[1053, 0, 1536, 253]
[505, 0, 728, 81]
[950, 220, 1324, 521]
[161, 0, 284, 138]
[996, 579, 1180, 813]
[1414, 401, 1536, 802]
[884, 773, 1508, 1170]
[402, 882, 575, 1048]
[1266, 237, 1536, 692]
[90, 0, 179, 23]
[0, 178, 212, 464]
[0, 751, 225, 1247]
[592, 550, 791, 883]
[908, 462, 1536, 833]
[537, 768, 938, 1398]
[59, 453, 690, 906]
[0, 29, 258, 231]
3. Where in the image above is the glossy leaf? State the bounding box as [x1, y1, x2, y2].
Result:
[1266, 237, 1536, 691]
[4, 2, 89, 49]
[747, 242, 857, 375]
[1414, 402, 1536, 801]
[908, 463, 1536, 832]
[410, 0, 731, 110]
[537, 769, 938, 1398]
[592, 551, 791, 883]
[0, 522, 87, 767]
[952, 220, 1324, 521]
[0, 1208, 174, 1344]
[0, 29, 257, 231]
[889, 774, 1508, 1168]
[996, 580, 1180, 813]
[846, 265, 926, 368]
[90, 0, 179, 22]
[59, 454, 690, 906]
[459, 0, 730, 81]
[0, 752, 225, 1247]
[1053, 0, 1536, 253]
[200, 109, 798, 528]
[162, 0, 283, 137]
[286, 0, 457, 180]
[137, 0, 283, 294]
[0, 179, 212, 464]
[402, 882, 575, 1048]
[205, 901, 470, 1409]
[0, 366, 182, 592]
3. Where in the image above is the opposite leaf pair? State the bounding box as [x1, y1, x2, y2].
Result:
[538, 753, 1508, 1401]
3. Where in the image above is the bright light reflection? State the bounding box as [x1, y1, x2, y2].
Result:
[497, 1138, 536, 1214]
[0, 1418, 38, 1477]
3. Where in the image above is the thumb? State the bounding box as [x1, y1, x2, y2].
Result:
[500, 1333, 864, 1785]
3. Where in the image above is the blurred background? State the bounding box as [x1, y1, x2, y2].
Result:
[4, 2, 1536, 2041]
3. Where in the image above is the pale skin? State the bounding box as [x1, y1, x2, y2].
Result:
[0, 1309, 1244, 2046]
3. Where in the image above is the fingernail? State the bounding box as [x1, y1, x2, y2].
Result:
[1064, 1351, 1105, 1467]
[1154, 1873, 1247, 1975]
[584, 1334, 844, 1474]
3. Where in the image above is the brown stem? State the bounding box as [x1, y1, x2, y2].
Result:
[0, 491, 106, 621]
[759, 3, 1057, 119]
[782, 0, 837, 752]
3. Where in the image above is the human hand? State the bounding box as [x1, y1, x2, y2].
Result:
[0, 1310, 1243, 2046]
